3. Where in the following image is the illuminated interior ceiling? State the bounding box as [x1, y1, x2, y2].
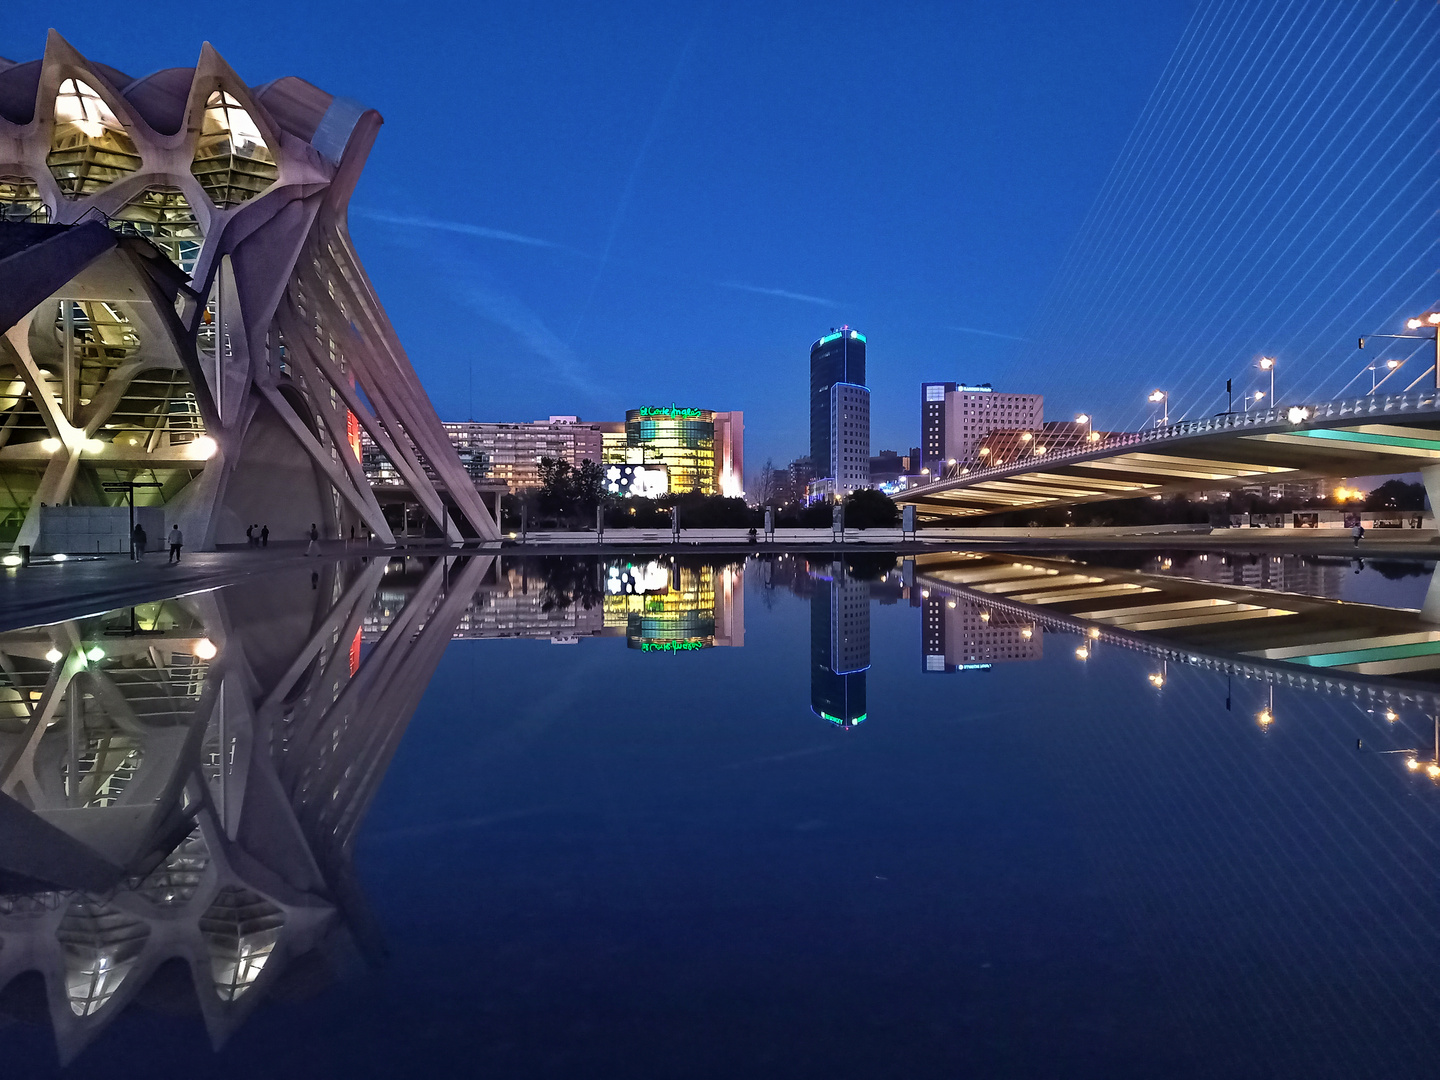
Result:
[0, 175, 49, 222]
[915, 551, 1440, 682]
[898, 412, 1440, 520]
[111, 186, 204, 274]
[47, 78, 142, 197]
[191, 89, 277, 208]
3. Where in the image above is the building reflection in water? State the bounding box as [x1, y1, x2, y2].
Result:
[364, 556, 744, 651]
[0, 555, 491, 1063]
[810, 560, 870, 727]
[920, 590, 1041, 673]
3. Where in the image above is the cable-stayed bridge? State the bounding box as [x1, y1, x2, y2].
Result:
[896, 390, 1440, 521]
[1005, 0, 1440, 430]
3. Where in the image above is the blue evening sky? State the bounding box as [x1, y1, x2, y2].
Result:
[4, 1, 1195, 472]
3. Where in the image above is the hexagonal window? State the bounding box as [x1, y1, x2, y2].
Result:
[46, 78, 142, 197]
[191, 90, 277, 208]
[0, 175, 49, 222]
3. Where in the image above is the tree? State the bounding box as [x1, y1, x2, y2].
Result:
[1365, 479, 1425, 511]
[843, 488, 899, 529]
[573, 459, 606, 521]
[537, 456, 574, 520]
[754, 458, 780, 506]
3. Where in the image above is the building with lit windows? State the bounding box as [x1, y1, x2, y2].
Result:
[603, 558, 745, 650]
[922, 595, 1041, 673]
[811, 327, 866, 485]
[0, 33, 498, 550]
[602, 407, 744, 496]
[362, 417, 604, 493]
[923, 383, 1043, 468]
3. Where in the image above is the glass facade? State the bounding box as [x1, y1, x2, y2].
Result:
[622, 408, 716, 494]
[47, 79, 142, 197]
[0, 175, 49, 222]
[810, 328, 865, 480]
[111, 186, 205, 275]
[191, 90, 277, 208]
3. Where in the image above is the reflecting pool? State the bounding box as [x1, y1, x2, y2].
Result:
[2, 551, 1439, 1078]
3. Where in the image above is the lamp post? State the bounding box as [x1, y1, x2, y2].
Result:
[1359, 312, 1440, 390]
[1259, 356, 1275, 403]
[1148, 390, 1168, 427]
[1246, 390, 1265, 412]
[1075, 413, 1092, 448]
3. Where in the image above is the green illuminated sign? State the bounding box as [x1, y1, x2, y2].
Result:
[640, 640, 706, 652]
[821, 712, 867, 725]
[638, 406, 703, 418]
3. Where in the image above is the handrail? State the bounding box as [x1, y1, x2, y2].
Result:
[899, 390, 1440, 497]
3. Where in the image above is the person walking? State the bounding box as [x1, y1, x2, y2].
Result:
[1352, 521, 1365, 547]
[261, 524, 269, 547]
[168, 524, 183, 563]
[246, 524, 254, 547]
[132, 522, 147, 561]
[305, 522, 320, 556]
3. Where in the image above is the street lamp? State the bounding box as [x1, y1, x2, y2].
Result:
[1359, 312, 1440, 390]
[1258, 356, 1275, 403]
[1148, 389, 1168, 427]
[1246, 390, 1265, 412]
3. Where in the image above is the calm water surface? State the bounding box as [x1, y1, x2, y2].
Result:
[3, 552, 1439, 1078]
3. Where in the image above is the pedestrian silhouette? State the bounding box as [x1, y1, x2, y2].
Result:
[168, 524, 183, 563]
[132, 522, 146, 561]
[311, 570, 319, 589]
[261, 524, 269, 547]
[305, 523, 320, 556]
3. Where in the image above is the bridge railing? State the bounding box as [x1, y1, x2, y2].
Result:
[900, 390, 1440, 496]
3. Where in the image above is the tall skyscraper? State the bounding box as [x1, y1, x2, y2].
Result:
[810, 328, 869, 499]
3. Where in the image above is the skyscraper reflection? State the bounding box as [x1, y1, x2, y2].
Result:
[810, 560, 869, 726]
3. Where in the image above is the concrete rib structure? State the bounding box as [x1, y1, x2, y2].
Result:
[0, 32, 499, 551]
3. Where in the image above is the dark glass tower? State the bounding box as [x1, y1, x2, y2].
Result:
[810, 328, 866, 479]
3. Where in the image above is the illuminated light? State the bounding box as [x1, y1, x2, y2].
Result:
[1020, 432, 1032, 442]
[978, 447, 990, 455]
[1408, 318, 1423, 330]
[1386, 359, 1400, 370]
[636, 406, 703, 419]
[1253, 391, 1265, 402]
[1406, 757, 1421, 771]
[1, 554, 21, 567]
[920, 468, 930, 474]
[1148, 673, 1165, 687]
[1257, 709, 1273, 726]
[1428, 763, 1440, 780]
[190, 434, 219, 459]
[1148, 390, 1165, 403]
[1429, 313, 1440, 325]
[946, 599, 956, 609]
[1385, 710, 1398, 722]
[979, 611, 990, 621]
[1034, 446, 1046, 454]
[1088, 627, 1100, 639]
[51, 553, 67, 562]
[85, 646, 105, 662]
[1087, 431, 1101, 441]
[193, 637, 218, 660]
[1259, 357, 1274, 370]
[45, 648, 62, 663]
[40, 437, 61, 453]
[1286, 406, 1310, 424]
[947, 459, 956, 466]
[920, 590, 930, 598]
[1074, 646, 1090, 660]
[1075, 414, 1089, 424]
[1020, 628, 1032, 640]
[82, 438, 104, 452]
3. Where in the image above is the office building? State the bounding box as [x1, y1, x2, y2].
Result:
[922, 383, 1044, 467]
[363, 417, 604, 494]
[603, 407, 744, 496]
[810, 327, 867, 484]
[825, 382, 871, 499]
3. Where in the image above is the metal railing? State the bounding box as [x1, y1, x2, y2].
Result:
[900, 390, 1440, 497]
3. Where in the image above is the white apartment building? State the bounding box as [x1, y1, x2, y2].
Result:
[828, 383, 871, 498]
